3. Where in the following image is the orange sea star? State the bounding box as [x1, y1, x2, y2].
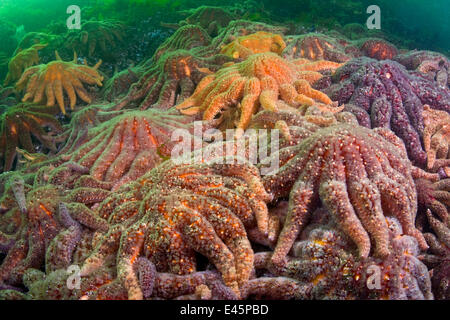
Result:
[15, 52, 103, 115]
[61, 108, 200, 191]
[176, 52, 342, 132]
[422, 105, 450, 175]
[283, 33, 353, 63]
[0, 175, 111, 286]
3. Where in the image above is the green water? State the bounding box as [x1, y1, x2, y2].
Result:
[0, 0, 448, 82]
[0, 0, 448, 53]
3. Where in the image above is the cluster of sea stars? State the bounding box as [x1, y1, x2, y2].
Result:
[163, 6, 236, 37]
[78, 155, 271, 299]
[0, 171, 111, 288]
[113, 25, 232, 111]
[323, 57, 450, 166]
[0, 7, 449, 301]
[260, 110, 428, 268]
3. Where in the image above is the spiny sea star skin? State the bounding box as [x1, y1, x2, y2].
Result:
[60, 108, 200, 191]
[283, 33, 354, 63]
[220, 31, 286, 60]
[15, 52, 104, 115]
[357, 38, 398, 61]
[421, 209, 450, 299]
[416, 178, 450, 224]
[283, 32, 399, 63]
[114, 49, 230, 111]
[8, 258, 233, 300]
[324, 57, 450, 166]
[256, 215, 433, 300]
[0, 103, 63, 172]
[55, 104, 124, 156]
[249, 106, 353, 150]
[262, 120, 428, 268]
[394, 50, 449, 89]
[102, 67, 140, 102]
[0, 177, 109, 287]
[3, 44, 47, 86]
[431, 257, 450, 300]
[80, 156, 271, 299]
[240, 276, 303, 300]
[19, 267, 116, 300]
[176, 52, 341, 132]
[65, 20, 126, 58]
[422, 105, 450, 173]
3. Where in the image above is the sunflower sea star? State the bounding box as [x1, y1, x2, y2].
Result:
[207, 20, 288, 57]
[152, 25, 213, 62]
[0, 103, 62, 172]
[423, 209, 450, 300]
[262, 120, 428, 269]
[80, 156, 271, 299]
[416, 178, 450, 224]
[422, 105, 450, 174]
[394, 50, 449, 90]
[65, 20, 126, 57]
[220, 31, 286, 59]
[283, 33, 354, 63]
[114, 50, 230, 111]
[358, 38, 398, 61]
[3, 44, 48, 86]
[167, 6, 236, 37]
[176, 52, 342, 133]
[15, 52, 104, 115]
[0, 174, 111, 286]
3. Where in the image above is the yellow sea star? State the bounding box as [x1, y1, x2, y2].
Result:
[15, 52, 103, 115]
[176, 52, 342, 132]
[80, 157, 271, 299]
[220, 31, 286, 59]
